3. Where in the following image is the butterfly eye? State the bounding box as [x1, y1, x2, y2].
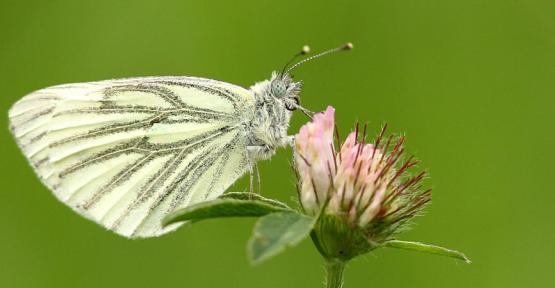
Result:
[285, 97, 300, 111]
[270, 80, 287, 97]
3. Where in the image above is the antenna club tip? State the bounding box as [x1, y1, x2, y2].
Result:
[343, 42, 354, 50]
[301, 45, 310, 54]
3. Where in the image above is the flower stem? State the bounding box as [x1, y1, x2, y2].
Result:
[325, 258, 346, 288]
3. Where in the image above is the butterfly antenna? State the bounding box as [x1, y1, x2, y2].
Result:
[285, 42, 353, 75]
[280, 45, 311, 78]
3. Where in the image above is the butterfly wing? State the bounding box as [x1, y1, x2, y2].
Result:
[9, 76, 255, 238]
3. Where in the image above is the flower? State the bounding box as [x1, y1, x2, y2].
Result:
[294, 106, 432, 259]
[295, 106, 336, 215]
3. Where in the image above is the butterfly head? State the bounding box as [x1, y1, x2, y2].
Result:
[269, 72, 302, 111]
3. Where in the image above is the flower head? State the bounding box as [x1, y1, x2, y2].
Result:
[294, 107, 431, 259]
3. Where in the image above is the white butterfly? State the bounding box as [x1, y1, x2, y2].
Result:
[8, 43, 352, 238]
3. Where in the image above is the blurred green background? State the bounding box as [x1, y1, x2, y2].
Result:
[1, 0, 553, 287]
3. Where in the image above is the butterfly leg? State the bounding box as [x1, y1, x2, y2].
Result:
[246, 153, 261, 198]
[286, 135, 295, 146]
[245, 146, 259, 196]
[249, 169, 254, 195]
[247, 156, 254, 194]
[255, 162, 261, 194]
[246, 144, 275, 196]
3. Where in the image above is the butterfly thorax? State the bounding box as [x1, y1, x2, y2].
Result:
[246, 73, 301, 160]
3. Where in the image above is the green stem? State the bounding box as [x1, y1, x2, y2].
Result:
[325, 259, 346, 288]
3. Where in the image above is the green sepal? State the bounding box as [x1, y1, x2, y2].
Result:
[383, 239, 471, 263]
[162, 198, 289, 227]
[248, 211, 315, 265]
[219, 192, 291, 209]
[311, 213, 379, 261]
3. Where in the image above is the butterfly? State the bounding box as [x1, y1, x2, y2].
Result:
[8, 43, 352, 238]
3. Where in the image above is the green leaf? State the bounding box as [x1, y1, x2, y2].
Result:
[248, 211, 315, 265]
[162, 198, 289, 227]
[383, 240, 471, 263]
[220, 192, 291, 209]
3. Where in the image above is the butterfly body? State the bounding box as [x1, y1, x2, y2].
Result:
[9, 73, 301, 238]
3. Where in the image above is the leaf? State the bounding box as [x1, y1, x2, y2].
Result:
[383, 240, 471, 263]
[162, 198, 289, 227]
[220, 192, 291, 209]
[248, 211, 315, 265]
